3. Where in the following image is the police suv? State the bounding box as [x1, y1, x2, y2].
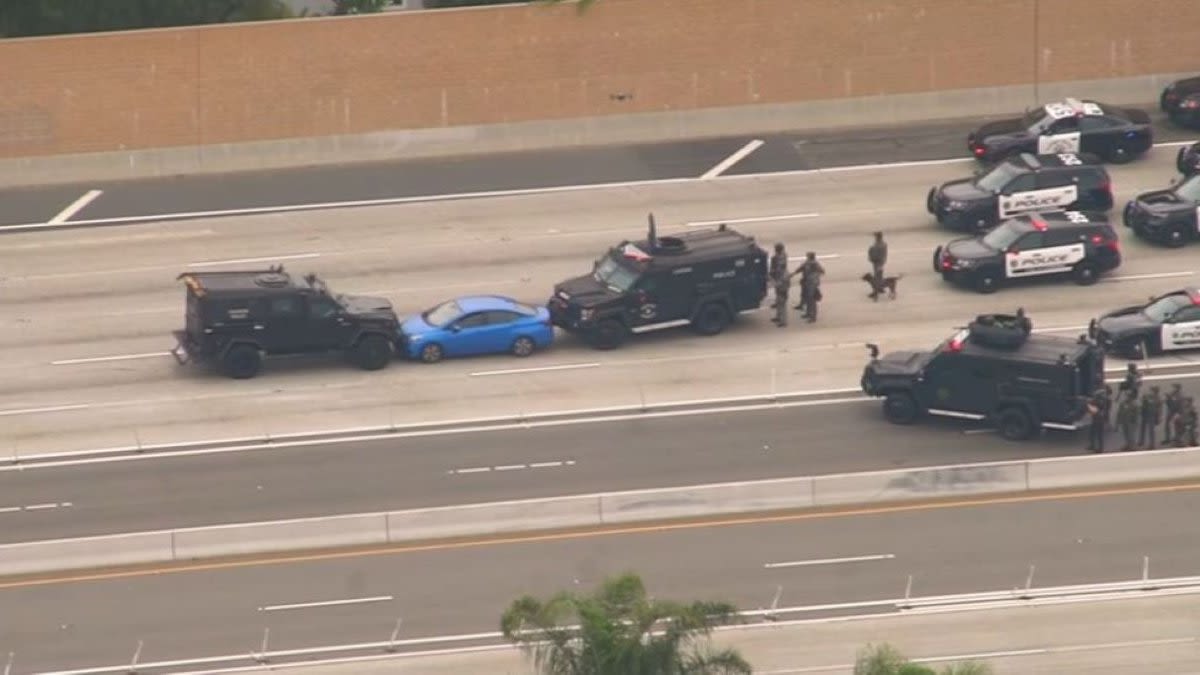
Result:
[967, 98, 1153, 164]
[933, 211, 1121, 293]
[1161, 75, 1200, 128]
[1090, 287, 1200, 359]
[1122, 172, 1200, 247]
[547, 216, 768, 349]
[860, 313, 1104, 441]
[927, 152, 1112, 231]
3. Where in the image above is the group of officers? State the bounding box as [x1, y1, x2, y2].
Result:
[768, 231, 888, 326]
[1086, 364, 1198, 453]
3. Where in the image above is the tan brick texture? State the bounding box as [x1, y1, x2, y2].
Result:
[0, 0, 1197, 158]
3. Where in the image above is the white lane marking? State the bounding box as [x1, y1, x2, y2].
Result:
[0, 501, 72, 513]
[47, 189, 104, 225]
[470, 363, 600, 377]
[1156, 140, 1198, 148]
[685, 212, 820, 227]
[1032, 324, 1088, 334]
[188, 252, 321, 268]
[1104, 271, 1194, 283]
[449, 460, 577, 475]
[258, 595, 393, 612]
[764, 554, 896, 569]
[51, 352, 171, 366]
[0, 403, 90, 417]
[2, 137, 1195, 233]
[789, 254, 840, 261]
[700, 139, 766, 180]
[358, 279, 522, 295]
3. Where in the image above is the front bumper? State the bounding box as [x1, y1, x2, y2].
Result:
[170, 330, 210, 365]
[548, 298, 587, 332]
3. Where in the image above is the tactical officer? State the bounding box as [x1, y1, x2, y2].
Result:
[1118, 363, 1142, 399]
[794, 252, 825, 322]
[1138, 385, 1162, 450]
[1164, 383, 1183, 444]
[1182, 397, 1199, 447]
[1086, 388, 1107, 453]
[771, 272, 790, 327]
[1117, 392, 1139, 452]
[769, 243, 788, 309]
[1101, 384, 1115, 432]
[1015, 307, 1032, 335]
[867, 232, 888, 300]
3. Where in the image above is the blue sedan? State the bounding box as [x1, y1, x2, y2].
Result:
[398, 295, 555, 363]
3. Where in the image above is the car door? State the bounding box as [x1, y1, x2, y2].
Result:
[1160, 305, 1200, 351]
[304, 294, 347, 350]
[1037, 116, 1081, 154]
[445, 311, 491, 356]
[481, 310, 523, 352]
[1078, 115, 1121, 155]
[1005, 230, 1080, 278]
[996, 172, 1040, 218]
[261, 294, 306, 354]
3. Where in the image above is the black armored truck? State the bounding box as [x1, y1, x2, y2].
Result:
[860, 313, 1105, 440]
[171, 267, 400, 379]
[548, 215, 768, 349]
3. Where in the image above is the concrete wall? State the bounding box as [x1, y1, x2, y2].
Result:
[2, 0, 1198, 161]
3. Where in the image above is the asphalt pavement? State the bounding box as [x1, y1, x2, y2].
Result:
[4, 485, 1200, 673]
[2, 110, 1195, 228]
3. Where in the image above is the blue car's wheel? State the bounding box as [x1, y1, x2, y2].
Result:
[511, 336, 535, 357]
[419, 343, 444, 364]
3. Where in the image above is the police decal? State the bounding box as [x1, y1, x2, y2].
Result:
[1038, 132, 1081, 154]
[1005, 244, 1085, 278]
[638, 303, 658, 319]
[999, 185, 1078, 217]
[1164, 324, 1200, 350]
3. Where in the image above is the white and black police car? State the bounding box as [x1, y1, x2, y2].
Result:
[1122, 172, 1200, 247]
[1090, 287, 1200, 359]
[1161, 75, 1200, 128]
[1178, 142, 1200, 177]
[967, 98, 1153, 164]
[933, 211, 1121, 293]
[927, 152, 1112, 231]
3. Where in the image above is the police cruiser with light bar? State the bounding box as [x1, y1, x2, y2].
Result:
[1090, 287, 1200, 359]
[927, 152, 1112, 231]
[933, 211, 1121, 293]
[966, 98, 1153, 164]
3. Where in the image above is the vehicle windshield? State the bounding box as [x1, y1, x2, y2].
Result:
[594, 254, 639, 293]
[422, 299, 463, 327]
[1143, 293, 1192, 322]
[981, 222, 1025, 250]
[1020, 107, 1053, 133]
[975, 161, 1024, 193]
[1174, 175, 1200, 202]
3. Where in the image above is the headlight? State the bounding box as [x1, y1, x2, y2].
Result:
[946, 200, 968, 210]
[580, 308, 595, 321]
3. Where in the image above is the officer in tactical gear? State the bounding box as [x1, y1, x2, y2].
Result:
[1164, 383, 1183, 444]
[794, 252, 825, 322]
[867, 232, 888, 300]
[1118, 363, 1142, 400]
[1138, 385, 1162, 450]
[1117, 391, 1139, 452]
[1182, 397, 1199, 447]
[1101, 384, 1114, 432]
[1086, 388, 1107, 453]
[769, 243, 788, 309]
[771, 271, 790, 327]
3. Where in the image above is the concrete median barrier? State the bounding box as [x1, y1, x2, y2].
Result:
[0, 531, 174, 576]
[1026, 447, 1200, 491]
[386, 495, 602, 542]
[171, 513, 389, 560]
[812, 462, 1030, 507]
[599, 477, 814, 524]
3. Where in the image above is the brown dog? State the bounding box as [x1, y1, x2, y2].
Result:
[862, 272, 903, 300]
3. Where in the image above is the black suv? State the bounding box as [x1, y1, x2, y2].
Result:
[1123, 173, 1200, 247]
[171, 267, 399, 379]
[933, 211, 1121, 293]
[547, 216, 768, 349]
[1161, 75, 1200, 128]
[1178, 142, 1200, 177]
[967, 98, 1153, 164]
[927, 152, 1112, 231]
[860, 313, 1105, 440]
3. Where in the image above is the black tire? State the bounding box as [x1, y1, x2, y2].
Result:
[419, 342, 444, 364]
[511, 336, 536, 357]
[1178, 147, 1189, 175]
[1108, 143, 1133, 165]
[691, 302, 732, 336]
[926, 187, 937, 214]
[1072, 262, 1098, 286]
[882, 392, 920, 425]
[1165, 226, 1189, 249]
[222, 344, 262, 380]
[973, 270, 999, 294]
[932, 246, 944, 273]
[997, 407, 1035, 441]
[586, 320, 627, 350]
[352, 334, 392, 371]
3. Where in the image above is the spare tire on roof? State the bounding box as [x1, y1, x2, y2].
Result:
[968, 313, 1030, 349]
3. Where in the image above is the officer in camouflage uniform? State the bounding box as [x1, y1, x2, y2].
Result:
[769, 243, 788, 309]
[1163, 383, 1183, 444]
[795, 252, 825, 322]
[771, 272, 790, 327]
[1117, 392, 1139, 452]
[1182, 397, 1199, 447]
[867, 232, 888, 300]
[1138, 385, 1162, 450]
[1085, 388, 1107, 453]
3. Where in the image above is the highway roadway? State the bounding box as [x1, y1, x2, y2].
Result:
[9, 371, 1200, 544]
[3, 484, 1200, 673]
[2, 120, 1200, 456]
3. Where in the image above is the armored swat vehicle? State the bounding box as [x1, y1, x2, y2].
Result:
[548, 215, 768, 349]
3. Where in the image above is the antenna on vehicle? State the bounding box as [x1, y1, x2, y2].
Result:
[647, 212, 659, 253]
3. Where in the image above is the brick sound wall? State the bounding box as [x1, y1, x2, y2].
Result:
[0, 0, 1197, 159]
